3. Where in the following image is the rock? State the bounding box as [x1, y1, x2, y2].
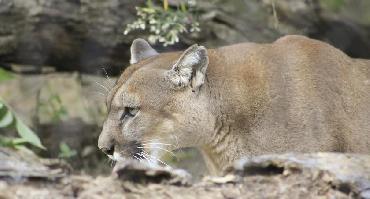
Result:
[231, 153, 370, 198]
[0, 147, 69, 180]
[1, 0, 370, 74]
[1, 151, 370, 198]
[193, 0, 370, 59]
[113, 160, 192, 185]
[0, 0, 144, 74]
[202, 174, 238, 184]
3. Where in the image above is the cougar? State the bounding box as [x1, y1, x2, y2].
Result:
[98, 35, 370, 175]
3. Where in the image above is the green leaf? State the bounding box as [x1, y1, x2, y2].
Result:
[0, 102, 8, 120]
[12, 138, 28, 145]
[0, 136, 13, 147]
[59, 142, 77, 158]
[142, 7, 156, 13]
[0, 100, 45, 150]
[14, 145, 28, 150]
[0, 108, 13, 128]
[15, 119, 45, 149]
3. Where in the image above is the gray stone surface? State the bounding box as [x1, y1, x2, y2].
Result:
[1, 0, 370, 74]
[0, 0, 143, 74]
[2, 149, 369, 198]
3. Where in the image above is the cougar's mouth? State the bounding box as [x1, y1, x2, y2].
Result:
[109, 140, 172, 169]
[110, 141, 143, 159]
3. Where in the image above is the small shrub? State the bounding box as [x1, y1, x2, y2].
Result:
[124, 0, 200, 46]
[0, 99, 45, 150]
[38, 91, 68, 123]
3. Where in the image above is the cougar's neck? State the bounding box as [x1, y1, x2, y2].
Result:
[198, 50, 267, 174]
[201, 85, 248, 174]
[200, 125, 247, 175]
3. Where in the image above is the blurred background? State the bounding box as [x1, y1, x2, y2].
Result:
[1, 0, 370, 177]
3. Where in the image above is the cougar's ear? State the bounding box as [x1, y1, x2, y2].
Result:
[166, 44, 209, 92]
[130, 38, 159, 64]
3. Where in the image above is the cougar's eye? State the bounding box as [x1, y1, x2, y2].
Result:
[120, 107, 139, 121]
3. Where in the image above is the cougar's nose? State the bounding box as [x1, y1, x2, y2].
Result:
[98, 138, 114, 155]
[98, 138, 114, 156]
[100, 145, 114, 156]
[98, 125, 115, 156]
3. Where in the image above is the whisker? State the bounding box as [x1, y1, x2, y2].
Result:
[171, 134, 180, 148]
[142, 143, 173, 146]
[137, 146, 177, 158]
[137, 152, 154, 165]
[142, 138, 171, 143]
[95, 81, 110, 93]
[142, 151, 171, 168]
[141, 152, 158, 167]
[85, 91, 107, 102]
[133, 154, 142, 162]
[101, 67, 114, 88]
[89, 91, 107, 97]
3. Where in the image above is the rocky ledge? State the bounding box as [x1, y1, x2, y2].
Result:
[1, 147, 370, 199]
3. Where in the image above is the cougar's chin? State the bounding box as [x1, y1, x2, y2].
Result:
[113, 151, 126, 162]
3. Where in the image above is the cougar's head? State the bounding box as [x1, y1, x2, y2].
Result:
[98, 39, 210, 167]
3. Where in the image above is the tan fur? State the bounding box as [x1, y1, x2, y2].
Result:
[98, 35, 370, 175]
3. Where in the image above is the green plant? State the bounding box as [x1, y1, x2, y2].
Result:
[38, 87, 68, 123]
[124, 0, 200, 46]
[0, 99, 45, 149]
[58, 142, 77, 159]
